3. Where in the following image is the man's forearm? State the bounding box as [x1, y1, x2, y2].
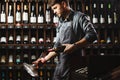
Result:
[44, 51, 57, 61]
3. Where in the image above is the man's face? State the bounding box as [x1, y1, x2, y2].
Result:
[51, 3, 64, 17]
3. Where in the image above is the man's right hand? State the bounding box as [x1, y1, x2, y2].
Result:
[32, 57, 46, 68]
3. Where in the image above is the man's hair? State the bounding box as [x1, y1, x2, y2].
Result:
[48, 0, 69, 7]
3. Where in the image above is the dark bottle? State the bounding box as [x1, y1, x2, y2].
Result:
[45, 3, 51, 24]
[1, 71, 6, 80]
[76, 0, 82, 11]
[30, 1, 36, 23]
[23, 28, 29, 44]
[84, 0, 91, 20]
[99, 0, 106, 24]
[16, 1, 21, 25]
[0, 28, 7, 44]
[0, 49, 6, 64]
[8, 34, 14, 44]
[7, 2, 14, 24]
[22, 2, 29, 24]
[15, 49, 21, 64]
[38, 26, 44, 44]
[0, 4, 6, 23]
[23, 50, 29, 63]
[16, 35, 21, 44]
[38, 3, 44, 23]
[107, 0, 113, 24]
[92, 0, 98, 24]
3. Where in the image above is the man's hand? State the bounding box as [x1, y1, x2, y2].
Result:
[62, 44, 77, 54]
[32, 58, 46, 68]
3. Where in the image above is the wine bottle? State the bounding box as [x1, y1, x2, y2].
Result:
[16, 35, 21, 44]
[8, 2, 14, 23]
[8, 54, 13, 64]
[16, 1, 21, 25]
[31, 37, 36, 44]
[107, 0, 113, 24]
[8, 35, 14, 44]
[84, 0, 91, 20]
[0, 36, 6, 44]
[30, 2, 36, 23]
[76, 0, 82, 11]
[99, 0, 106, 24]
[23, 35, 29, 44]
[22, 3, 29, 23]
[23, 50, 29, 63]
[15, 49, 21, 64]
[45, 4, 51, 24]
[0, 4, 6, 23]
[92, 0, 98, 24]
[38, 4, 44, 23]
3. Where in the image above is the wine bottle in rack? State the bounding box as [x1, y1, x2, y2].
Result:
[0, 28, 7, 44]
[45, 3, 51, 24]
[30, 49, 37, 63]
[23, 50, 29, 63]
[16, 70, 21, 80]
[38, 26, 44, 44]
[16, 1, 21, 25]
[0, 50, 6, 64]
[46, 27, 51, 44]
[22, 1, 29, 24]
[113, 4, 118, 24]
[15, 28, 22, 44]
[38, 2, 44, 24]
[23, 28, 29, 44]
[30, 1, 36, 24]
[99, 0, 106, 24]
[0, 4, 6, 24]
[76, 0, 82, 11]
[107, 0, 113, 24]
[8, 34, 14, 44]
[7, 1, 14, 24]
[15, 49, 21, 65]
[30, 28, 37, 44]
[1, 71, 6, 80]
[84, 0, 91, 20]
[69, 0, 74, 10]
[92, 0, 98, 24]
[39, 70, 44, 80]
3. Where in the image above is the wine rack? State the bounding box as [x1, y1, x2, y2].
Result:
[0, 0, 120, 80]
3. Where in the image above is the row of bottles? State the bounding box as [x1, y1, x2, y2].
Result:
[0, 67, 54, 80]
[93, 27, 120, 44]
[0, 0, 59, 24]
[85, 46, 120, 55]
[0, 47, 59, 65]
[0, 25, 56, 44]
[91, 0, 119, 24]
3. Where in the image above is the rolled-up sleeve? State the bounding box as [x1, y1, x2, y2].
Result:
[79, 15, 98, 43]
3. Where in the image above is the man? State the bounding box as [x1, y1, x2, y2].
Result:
[33, 0, 97, 80]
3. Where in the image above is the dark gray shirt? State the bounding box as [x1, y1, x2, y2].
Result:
[54, 9, 97, 48]
[53, 9, 97, 80]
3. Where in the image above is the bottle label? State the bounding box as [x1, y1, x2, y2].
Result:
[38, 16, 44, 23]
[1, 13, 6, 22]
[8, 16, 13, 23]
[23, 12, 28, 21]
[16, 12, 21, 22]
[30, 17, 36, 23]
[93, 17, 98, 24]
[100, 17, 105, 24]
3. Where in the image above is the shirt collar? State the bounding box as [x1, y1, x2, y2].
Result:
[59, 9, 74, 22]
